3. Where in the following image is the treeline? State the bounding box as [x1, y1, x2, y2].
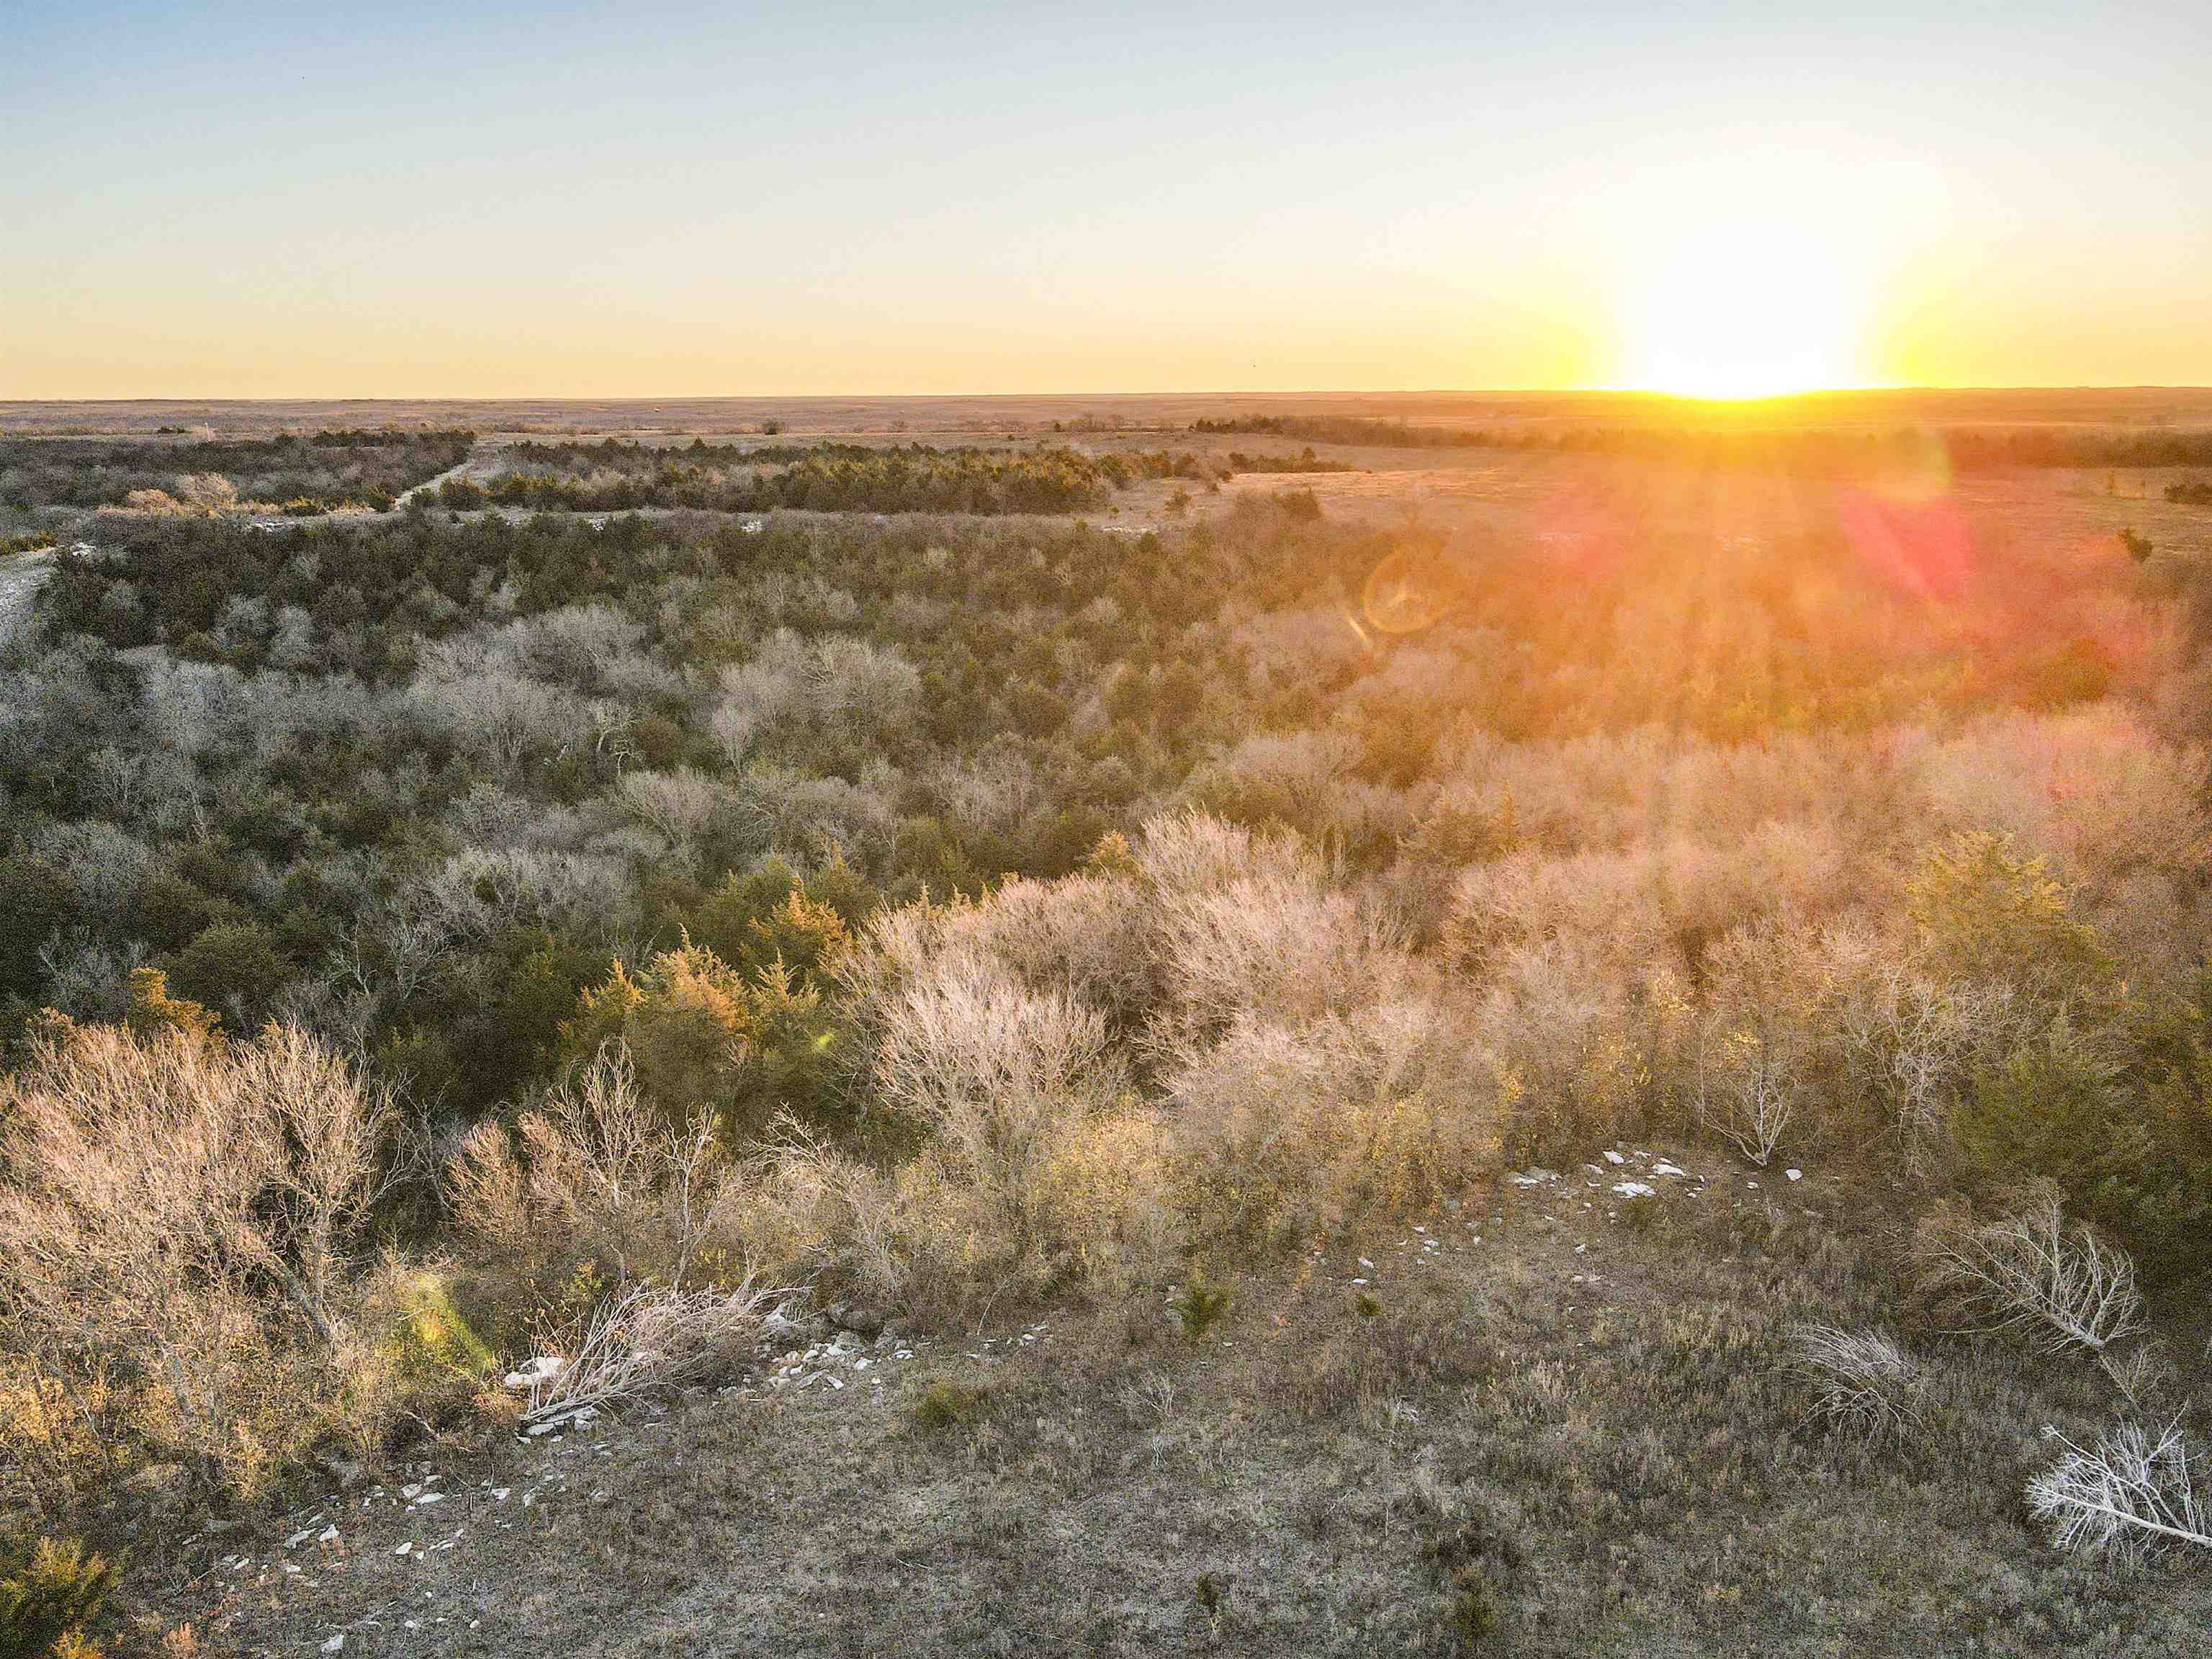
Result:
[441, 441, 1213, 516]
[0, 429, 473, 513]
[1224, 447, 1360, 474]
[2167, 477, 2212, 505]
[1197, 414, 1496, 448]
[1195, 414, 2212, 472]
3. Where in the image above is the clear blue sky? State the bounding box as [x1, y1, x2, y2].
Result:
[5, 1, 2208, 395]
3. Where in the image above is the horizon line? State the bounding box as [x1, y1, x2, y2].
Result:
[7, 384, 2212, 407]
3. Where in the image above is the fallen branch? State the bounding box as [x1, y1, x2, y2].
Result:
[2026, 1420, 2210, 1561]
[1910, 1182, 2143, 1356]
[519, 1277, 791, 1429]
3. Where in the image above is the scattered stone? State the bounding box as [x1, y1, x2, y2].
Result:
[1611, 1181, 1655, 1199]
[321, 1637, 346, 1655]
[1603, 1150, 1626, 1165]
[1786, 1168, 1803, 1182]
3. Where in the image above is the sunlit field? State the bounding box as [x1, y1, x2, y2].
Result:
[1, 393, 2209, 1653]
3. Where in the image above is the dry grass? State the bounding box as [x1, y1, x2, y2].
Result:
[135, 1164, 2212, 1658]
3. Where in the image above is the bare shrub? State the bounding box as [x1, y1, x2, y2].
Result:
[408, 665, 591, 769]
[1784, 1325, 1923, 1438]
[1161, 1001, 1503, 1249]
[1139, 812, 1418, 1048]
[616, 766, 731, 862]
[0, 1020, 393, 1490]
[2027, 1420, 2209, 1562]
[1912, 1182, 2145, 1354]
[1810, 919, 2017, 1169]
[855, 872, 1156, 1030]
[872, 958, 1125, 1236]
[1693, 923, 1825, 1165]
[447, 1041, 724, 1285]
[175, 472, 238, 513]
[712, 629, 919, 761]
[1445, 846, 1672, 974]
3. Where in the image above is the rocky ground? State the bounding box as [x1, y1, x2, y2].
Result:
[135, 1146, 2211, 1657]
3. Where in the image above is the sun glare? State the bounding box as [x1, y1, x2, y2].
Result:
[1617, 217, 1877, 400]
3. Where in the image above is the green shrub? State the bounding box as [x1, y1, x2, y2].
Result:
[1955, 1017, 2212, 1281]
[1174, 1271, 1233, 1341]
[909, 1377, 989, 1433]
[1909, 833, 2113, 1005]
[1, 1534, 117, 1658]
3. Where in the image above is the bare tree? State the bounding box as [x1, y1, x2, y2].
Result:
[1912, 1182, 2144, 1355]
[2027, 1421, 2209, 1561]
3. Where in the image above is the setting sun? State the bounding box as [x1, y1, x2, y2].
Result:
[1616, 216, 1879, 399]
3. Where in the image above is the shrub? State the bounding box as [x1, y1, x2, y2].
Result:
[1784, 1325, 1923, 1439]
[1908, 832, 2113, 1007]
[0, 1019, 394, 1493]
[1, 1534, 115, 1659]
[1950, 1019, 2211, 1276]
[1172, 1271, 1233, 1341]
[909, 1376, 990, 1433]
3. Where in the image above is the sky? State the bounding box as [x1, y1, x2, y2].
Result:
[4, 1, 2209, 397]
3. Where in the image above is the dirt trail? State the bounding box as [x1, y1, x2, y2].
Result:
[393, 445, 499, 508]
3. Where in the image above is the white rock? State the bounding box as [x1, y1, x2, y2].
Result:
[321, 1637, 346, 1655]
[285, 1528, 315, 1549]
[413, 1492, 444, 1506]
[1604, 1150, 1626, 1164]
[317, 1526, 340, 1545]
[394, 1541, 413, 1556]
[1786, 1169, 1802, 1182]
[503, 1355, 566, 1393]
[1611, 1181, 1655, 1199]
[1651, 1161, 1688, 1178]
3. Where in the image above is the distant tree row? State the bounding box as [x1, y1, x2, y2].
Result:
[441, 441, 1212, 515]
[0, 429, 472, 513]
[1195, 414, 2212, 472]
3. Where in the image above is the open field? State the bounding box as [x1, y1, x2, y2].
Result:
[7, 388, 2212, 439]
[4, 396, 2212, 1655]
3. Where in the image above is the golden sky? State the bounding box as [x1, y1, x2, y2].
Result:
[6, 4, 2208, 398]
